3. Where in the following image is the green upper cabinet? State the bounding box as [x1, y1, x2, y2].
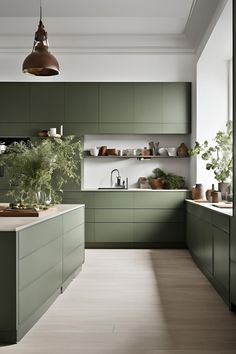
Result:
[65, 83, 99, 123]
[162, 82, 191, 133]
[134, 83, 162, 124]
[99, 83, 134, 124]
[30, 83, 65, 123]
[0, 83, 30, 123]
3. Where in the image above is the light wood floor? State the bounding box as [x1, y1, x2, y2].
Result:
[1, 249, 236, 354]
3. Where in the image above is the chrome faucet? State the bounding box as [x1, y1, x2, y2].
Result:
[110, 169, 120, 187]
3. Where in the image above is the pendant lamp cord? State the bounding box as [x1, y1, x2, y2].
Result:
[40, 0, 42, 21]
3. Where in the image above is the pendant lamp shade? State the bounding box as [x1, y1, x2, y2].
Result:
[23, 4, 60, 76]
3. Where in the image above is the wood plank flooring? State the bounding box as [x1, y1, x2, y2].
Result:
[1, 249, 236, 354]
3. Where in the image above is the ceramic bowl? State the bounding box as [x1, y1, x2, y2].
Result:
[158, 147, 168, 156]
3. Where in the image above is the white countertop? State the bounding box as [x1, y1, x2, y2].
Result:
[186, 199, 233, 217]
[0, 204, 85, 232]
[82, 188, 190, 192]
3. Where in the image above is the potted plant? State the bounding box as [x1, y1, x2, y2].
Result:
[0, 135, 82, 209]
[148, 168, 185, 189]
[188, 120, 233, 197]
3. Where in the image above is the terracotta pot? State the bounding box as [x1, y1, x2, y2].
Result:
[150, 178, 164, 189]
[192, 184, 204, 200]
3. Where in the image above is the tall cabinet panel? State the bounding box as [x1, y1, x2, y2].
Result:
[162, 82, 191, 133]
[134, 83, 163, 123]
[30, 83, 65, 123]
[99, 83, 134, 133]
[0, 83, 30, 123]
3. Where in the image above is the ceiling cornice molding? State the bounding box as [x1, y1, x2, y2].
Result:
[0, 33, 195, 55]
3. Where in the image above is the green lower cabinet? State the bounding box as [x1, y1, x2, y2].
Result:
[67, 191, 189, 248]
[186, 201, 230, 307]
[230, 261, 236, 308]
[133, 222, 185, 246]
[213, 227, 229, 303]
[94, 223, 133, 243]
[0, 206, 85, 344]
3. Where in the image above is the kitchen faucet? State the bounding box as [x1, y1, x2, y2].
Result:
[110, 169, 121, 187]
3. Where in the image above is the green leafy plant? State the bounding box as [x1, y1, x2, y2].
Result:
[148, 168, 185, 189]
[188, 121, 233, 183]
[0, 136, 82, 208]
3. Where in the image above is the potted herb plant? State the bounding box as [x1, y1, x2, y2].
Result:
[0, 135, 82, 208]
[188, 120, 233, 197]
[148, 168, 185, 189]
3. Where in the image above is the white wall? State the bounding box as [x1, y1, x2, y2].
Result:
[0, 52, 195, 82]
[196, 0, 232, 190]
[83, 135, 190, 189]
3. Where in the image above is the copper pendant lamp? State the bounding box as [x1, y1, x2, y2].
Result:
[22, 0, 60, 76]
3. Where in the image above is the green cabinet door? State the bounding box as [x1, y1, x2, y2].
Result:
[230, 217, 236, 262]
[134, 83, 162, 123]
[213, 227, 229, 301]
[99, 83, 134, 133]
[30, 83, 65, 123]
[230, 261, 236, 307]
[162, 82, 191, 133]
[65, 83, 99, 123]
[0, 83, 30, 123]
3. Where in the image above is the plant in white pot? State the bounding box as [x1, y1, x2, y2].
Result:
[188, 120, 233, 198]
[0, 135, 82, 209]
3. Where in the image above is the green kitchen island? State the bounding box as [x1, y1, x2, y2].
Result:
[0, 204, 85, 344]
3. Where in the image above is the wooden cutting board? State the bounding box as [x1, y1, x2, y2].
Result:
[0, 207, 39, 217]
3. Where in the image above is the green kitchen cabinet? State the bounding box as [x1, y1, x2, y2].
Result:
[186, 201, 230, 306]
[230, 261, 236, 309]
[134, 83, 162, 123]
[68, 191, 189, 248]
[213, 227, 229, 302]
[0, 83, 30, 123]
[99, 83, 134, 123]
[30, 83, 65, 123]
[0, 205, 84, 344]
[65, 83, 99, 123]
[162, 83, 191, 129]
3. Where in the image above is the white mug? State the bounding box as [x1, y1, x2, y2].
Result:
[90, 148, 99, 156]
[49, 128, 57, 136]
[167, 147, 177, 156]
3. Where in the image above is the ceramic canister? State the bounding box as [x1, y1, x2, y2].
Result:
[192, 184, 204, 200]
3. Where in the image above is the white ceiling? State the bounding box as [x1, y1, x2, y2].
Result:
[0, 0, 228, 54]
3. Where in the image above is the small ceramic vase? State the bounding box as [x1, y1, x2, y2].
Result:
[177, 143, 188, 157]
[192, 184, 204, 200]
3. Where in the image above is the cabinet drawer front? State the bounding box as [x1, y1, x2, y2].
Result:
[94, 209, 133, 223]
[63, 224, 84, 257]
[85, 209, 95, 222]
[63, 207, 84, 234]
[19, 263, 62, 324]
[75, 192, 95, 208]
[186, 202, 212, 223]
[95, 223, 133, 242]
[133, 209, 184, 223]
[134, 223, 185, 243]
[94, 192, 133, 208]
[134, 192, 188, 209]
[19, 237, 62, 291]
[63, 245, 84, 282]
[212, 213, 229, 233]
[85, 222, 95, 242]
[19, 217, 62, 259]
